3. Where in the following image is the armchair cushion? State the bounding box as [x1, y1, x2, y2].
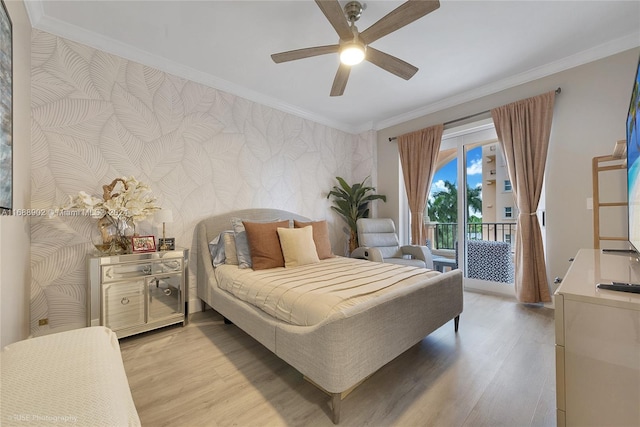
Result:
[356, 218, 402, 258]
[355, 218, 434, 269]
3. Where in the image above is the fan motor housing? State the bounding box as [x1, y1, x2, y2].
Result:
[344, 1, 363, 23]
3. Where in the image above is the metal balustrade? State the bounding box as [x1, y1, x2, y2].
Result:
[429, 222, 517, 250]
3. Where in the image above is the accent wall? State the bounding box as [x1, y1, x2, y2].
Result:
[30, 30, 374, 336]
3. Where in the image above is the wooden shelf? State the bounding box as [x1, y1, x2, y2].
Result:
[592, 142, 627, 249]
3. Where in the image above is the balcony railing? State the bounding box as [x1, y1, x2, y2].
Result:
[428, 222, 517, 250]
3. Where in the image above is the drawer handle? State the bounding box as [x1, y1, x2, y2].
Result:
[121, 297, 130, 305]
[142, 266, 152, 274]
[105, 268, 113, 279]
[163, 289, 172, 296]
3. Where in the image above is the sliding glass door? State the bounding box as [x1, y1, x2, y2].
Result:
[426, 121, 516, 296]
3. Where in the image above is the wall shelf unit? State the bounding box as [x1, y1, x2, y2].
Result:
[592, 140, 627, 249]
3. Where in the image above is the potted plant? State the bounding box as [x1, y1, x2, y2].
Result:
[327, 176, 386, 253]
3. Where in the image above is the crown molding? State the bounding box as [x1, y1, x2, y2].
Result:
[27, 8, 362, 135]
[25, 1, 640, 136]
[373, 32, 640, 131]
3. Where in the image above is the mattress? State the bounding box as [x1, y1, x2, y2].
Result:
[215, 256, 441, 326]
[1, 326, 140, 427]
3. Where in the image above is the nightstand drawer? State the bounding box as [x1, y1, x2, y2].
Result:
[153, 259, 182, 274]
[102, 280, 145, 331]
[102, 262, 153, 283]
[147, 274, 183, 322]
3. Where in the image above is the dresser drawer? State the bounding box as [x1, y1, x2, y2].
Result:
[102, 262, 153, 283]
[102, 280, 145, 331]
[152, 258, 183, 274]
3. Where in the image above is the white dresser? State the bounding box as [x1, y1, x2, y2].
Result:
[554, 249, 640, 426]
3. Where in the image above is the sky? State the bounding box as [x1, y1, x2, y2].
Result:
[430, 146, 483, 197]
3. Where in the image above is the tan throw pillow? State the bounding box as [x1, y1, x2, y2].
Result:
[223, 232, 238, 265]
[277, 226, 320, 267]
[293, 220, 333, 259]
[242, 220, 289, 270]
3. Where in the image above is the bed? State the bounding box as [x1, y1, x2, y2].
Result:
[196, 209, 463, 423]
[1, 326, 140, 426]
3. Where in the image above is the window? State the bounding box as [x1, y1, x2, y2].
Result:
[504, 207, 513, 219]
[505, 234, 512, 244]
[504, 180, 512, 191]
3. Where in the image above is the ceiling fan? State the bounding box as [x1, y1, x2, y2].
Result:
[271, 0, 440, 97]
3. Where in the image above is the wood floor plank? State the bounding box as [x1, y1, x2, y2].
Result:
[119, 291, 556, 427]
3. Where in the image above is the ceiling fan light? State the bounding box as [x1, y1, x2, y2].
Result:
[340, 43, 365, 66]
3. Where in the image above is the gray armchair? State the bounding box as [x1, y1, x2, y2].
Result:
[351, 218, 434, 269]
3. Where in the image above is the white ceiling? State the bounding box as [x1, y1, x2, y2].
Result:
[25, 1, 640, 133]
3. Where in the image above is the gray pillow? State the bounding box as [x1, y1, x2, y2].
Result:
[208, 230, 234, 267]
[231, 217, 252, 269]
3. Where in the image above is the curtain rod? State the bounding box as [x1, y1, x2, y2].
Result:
[388, 87, 561, 142]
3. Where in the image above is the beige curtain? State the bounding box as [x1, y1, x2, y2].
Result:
[398, 124, 444, 245]
[491, 91, 556, 303]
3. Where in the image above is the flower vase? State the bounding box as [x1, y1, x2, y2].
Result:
[92, 215, 135, 255]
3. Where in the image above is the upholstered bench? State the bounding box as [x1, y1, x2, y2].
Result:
[1, 326, 140, 426]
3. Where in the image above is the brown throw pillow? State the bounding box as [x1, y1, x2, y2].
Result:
[293, 220, 333, 259]
[243, 220, 289, 270]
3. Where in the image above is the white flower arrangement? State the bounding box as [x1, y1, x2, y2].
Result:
[61, 176, 160, 222]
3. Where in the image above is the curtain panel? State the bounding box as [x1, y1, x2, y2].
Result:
[491, 90, 556, 303]
[398, 124, 444, 245]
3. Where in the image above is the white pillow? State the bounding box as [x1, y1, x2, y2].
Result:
[277, 226, 320, 267]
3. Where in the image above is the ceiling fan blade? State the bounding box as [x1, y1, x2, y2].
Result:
[330, 64, 351, 97]
[315, 0, 353, 41]
[271, 44, 339, 63]
[360, 0, 440, 45]
[366, 47, 418, 80]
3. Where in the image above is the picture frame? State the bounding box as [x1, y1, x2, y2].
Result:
[158, 237, 175, 251]
[0, 0, 12, 214]
[131, 235, 156, 253]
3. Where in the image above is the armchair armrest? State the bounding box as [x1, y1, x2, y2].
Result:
[400, 245, 434, 269]
[350, 247, 384, 262]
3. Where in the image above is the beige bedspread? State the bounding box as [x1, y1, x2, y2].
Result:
[214, 257, 441, 326]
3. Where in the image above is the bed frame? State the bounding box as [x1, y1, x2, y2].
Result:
[196, 209, 463, 423]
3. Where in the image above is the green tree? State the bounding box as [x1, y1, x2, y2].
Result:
[428, 181, 458, 223]
[427, 180, 482, 223]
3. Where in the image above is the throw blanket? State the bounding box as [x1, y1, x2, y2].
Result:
[215, 257, 440, 326]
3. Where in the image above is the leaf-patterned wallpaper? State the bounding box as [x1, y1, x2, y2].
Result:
[30, 30, 375, 336]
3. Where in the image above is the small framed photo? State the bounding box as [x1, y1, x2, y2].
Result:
[132, 235, 156, 253]
[158, 237, 175, 250]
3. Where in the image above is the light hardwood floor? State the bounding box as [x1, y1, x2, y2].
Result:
[119, 291, 556, 427]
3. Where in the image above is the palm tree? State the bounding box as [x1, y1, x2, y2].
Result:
[427, 180, 482, 223]
[427, 181, 482, 249]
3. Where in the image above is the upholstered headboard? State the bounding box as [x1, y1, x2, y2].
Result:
[195, 209, 311, 307]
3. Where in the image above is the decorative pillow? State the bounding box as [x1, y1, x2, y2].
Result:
[293, 220, 334, 259]
[231, 217, 252, 269]
[277, 226, 320, 267]
[208, 230, 234, 267]
[242, 220, 290, 270]
[223, 232, 238, 265]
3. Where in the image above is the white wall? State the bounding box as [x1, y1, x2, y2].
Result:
[29, 30, 375, 336]
[377, 48, 639, 291]
[0, 0, 31, 347]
